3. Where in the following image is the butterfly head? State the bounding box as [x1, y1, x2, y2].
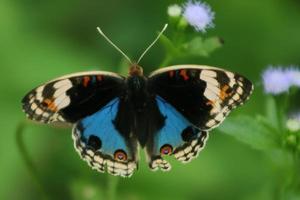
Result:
[129, 63, 143, 77]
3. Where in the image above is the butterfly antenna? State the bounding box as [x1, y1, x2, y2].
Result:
[96, 27, 132, 64]
[137, 23, 168, 64]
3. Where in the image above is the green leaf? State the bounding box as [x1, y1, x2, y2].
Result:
[183, 36, 222, 57]
[159, 34, 179, 56]
[218, 115, 280, 151]
[256, 115, 280, 135]
[202, 37, 223, 54]
[183, 37, 207, 56]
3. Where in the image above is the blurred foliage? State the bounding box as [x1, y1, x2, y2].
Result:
[1, 0, 300, 200]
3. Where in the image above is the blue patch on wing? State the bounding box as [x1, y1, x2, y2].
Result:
[79, 98, 128, 156]
[155, 96, 195, 155]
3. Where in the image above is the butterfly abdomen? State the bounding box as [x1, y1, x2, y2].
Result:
[125, 74, 166, 147]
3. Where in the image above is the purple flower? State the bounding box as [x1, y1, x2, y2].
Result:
[286, 67, 300, 87]
[262, 67, 292, 95]
[182, 1, 215, 32]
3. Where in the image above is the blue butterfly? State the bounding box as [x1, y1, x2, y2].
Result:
[22, 64, 253, 177]
[22, 24, 253, 177]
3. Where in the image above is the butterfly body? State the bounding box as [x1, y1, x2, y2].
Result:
[22, 65, 253, 177]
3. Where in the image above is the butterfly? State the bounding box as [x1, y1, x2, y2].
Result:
[22, 64, 253, 177]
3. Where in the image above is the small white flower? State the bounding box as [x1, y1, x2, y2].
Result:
[168, 4, 182, 17]
[183, 1, 215, 32]
[287, 113, 300, 132]
[286, 119, 300, 132]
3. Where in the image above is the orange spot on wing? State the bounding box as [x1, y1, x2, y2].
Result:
[43, 98, 58, 112]
[219, 85, 232, 100]
[83, 76, 91, 87]
[179, 69, 189, 80]
[114, 150, 128, 161]
[206, 100, 215, 107]
[160, 144, 173, 155]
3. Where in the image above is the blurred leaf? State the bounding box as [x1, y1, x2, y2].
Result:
[256, 115, 280, 136]
[159, 35, 222, 66]
[218, 115, 280, 151]
[183, 36, 222, 57]
[159, 34, 179, 56]
[202, 37, 223, 54]
[266, 149, 293, 168]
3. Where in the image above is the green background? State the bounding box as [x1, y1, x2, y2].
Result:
[1, 0, 300, 199]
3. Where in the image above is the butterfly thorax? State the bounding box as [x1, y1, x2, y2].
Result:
[127, 64, 148, 111]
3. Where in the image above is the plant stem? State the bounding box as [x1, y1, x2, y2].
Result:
[107, 175, 119, 200]
[292, 150, 300, 191]
[16, 120, 49, 200]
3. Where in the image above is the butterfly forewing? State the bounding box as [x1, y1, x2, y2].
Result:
[148, 65, 254, 130]
[22, 71, 125, 124]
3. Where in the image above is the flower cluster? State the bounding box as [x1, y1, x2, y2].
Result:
[262, 66, 300, 94]
[162, 1, 221, 66]
[167, 1, 215, 33]
[262, 65, 300, 132]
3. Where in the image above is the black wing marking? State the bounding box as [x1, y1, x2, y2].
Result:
[22, 71, 125, 123]
[148, 65, 254, 130]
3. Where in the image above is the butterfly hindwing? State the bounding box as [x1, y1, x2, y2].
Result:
[22, 71, 125, 124]
[148, 65, 254, 130]
[73, 98, 138, 177]
[146, 96, 209, 171]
